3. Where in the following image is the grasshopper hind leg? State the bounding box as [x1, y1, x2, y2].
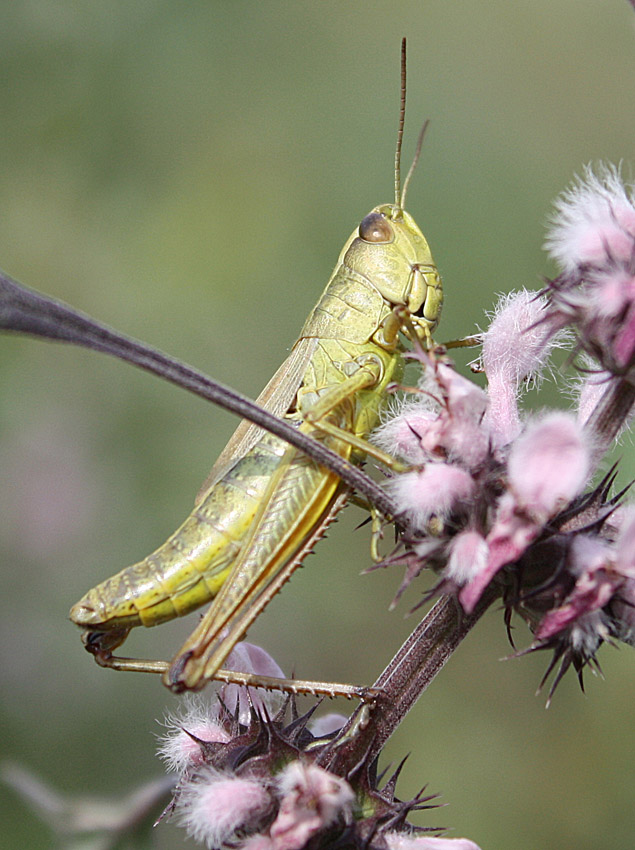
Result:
[82, 626, 379, 702]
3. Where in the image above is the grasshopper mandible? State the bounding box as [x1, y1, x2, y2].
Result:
[70, 40, 444, 696]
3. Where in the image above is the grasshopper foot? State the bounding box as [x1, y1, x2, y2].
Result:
[81, 627, 131, 666]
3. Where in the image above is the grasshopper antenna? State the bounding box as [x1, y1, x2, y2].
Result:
[401, 119, 429, 210]
[394, 37, 407, 208]
[394, 39, 430, 211]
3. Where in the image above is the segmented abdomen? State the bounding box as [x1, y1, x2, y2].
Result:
[69, 432, 289, 630]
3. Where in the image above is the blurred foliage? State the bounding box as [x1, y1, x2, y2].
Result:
[0, 2, 633, 849]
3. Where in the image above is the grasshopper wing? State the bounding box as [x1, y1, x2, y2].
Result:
[195, 335, 318, 502]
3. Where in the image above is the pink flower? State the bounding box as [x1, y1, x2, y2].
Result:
[220, 642, 286, 724]
[373, 358, 490, 470]
[158, 642, 285, 774]
[536, 536, 616, 640]
[445, 530, 489, 587]
[459, 493, 538, 613]
[177, 769, 271, 849]
[574, 366, 617, 426]
[544, 164, 635, 272]
[269, 762, 354, 850]
[158, 696, 230, 775]
[373, 401, 439, 465]
[460, 413, 590, 613]
[507, 412, 590, 520]
[544, 167, 635, 376]
[390, 463, 475, 531]
[430, 362, 490, 468]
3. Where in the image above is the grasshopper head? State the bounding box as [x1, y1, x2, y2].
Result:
[343, 203, 443, 338]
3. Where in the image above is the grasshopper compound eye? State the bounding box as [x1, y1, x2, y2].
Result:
[359, 212, 394, 243]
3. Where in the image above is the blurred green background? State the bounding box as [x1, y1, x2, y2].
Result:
[0, 2, 633, 848]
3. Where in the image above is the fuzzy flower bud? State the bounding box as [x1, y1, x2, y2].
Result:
[158, 696, 231, 775]
[544, 164, 635, 272]
[445, 530, 489, 587]
[544, 165, 635, 377]
[177, 769, 272, 849]
[374, 358, 490, 471]
[270, 762, 354, 850]
[390, 463, 475, 531]
[507, 412, 590, 519]
[431, 362, 490, 468]
[373, 400, 440, 465]
[574, 366, 617, 427]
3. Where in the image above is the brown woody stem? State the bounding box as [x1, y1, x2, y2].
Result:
[320, 584, 501, 771]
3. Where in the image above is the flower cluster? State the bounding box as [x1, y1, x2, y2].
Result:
[158, 644, 478, 850]
[373, 165, 635, 699]
[155, 167, 634, 848]
[544, 164, 635, 377]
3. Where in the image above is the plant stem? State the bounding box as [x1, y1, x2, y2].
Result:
[584, 376, 635, 461]
[0, 270, 394, 517]
[321, 584, 500, 771]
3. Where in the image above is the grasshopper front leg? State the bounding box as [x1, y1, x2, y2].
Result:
[301, 354, 408, 472]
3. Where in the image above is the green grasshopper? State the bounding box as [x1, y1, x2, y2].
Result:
[70, 41, 444, 696]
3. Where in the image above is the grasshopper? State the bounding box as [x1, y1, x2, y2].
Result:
[70, 41, 444, 696]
